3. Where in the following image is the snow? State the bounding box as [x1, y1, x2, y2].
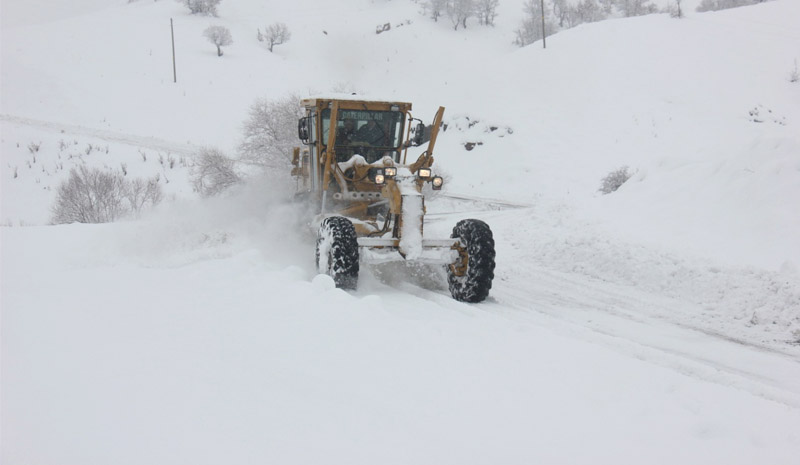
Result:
[3, 0, 800, 463]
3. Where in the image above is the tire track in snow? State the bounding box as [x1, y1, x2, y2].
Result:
[0, 113, 198, 155]
[394, 276, 800, 409]
[383, 201, 800, 408]
[498, 276, 800, 408]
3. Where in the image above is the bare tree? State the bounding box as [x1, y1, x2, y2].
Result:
[672, 0, 684, 18]
[696, 0, 755, 12]
[203, 25, 232, 56]
[424, 0, 447, 22]
[446, 0, 475, 30]
[475, 0, 499, 26]
[574, 0, 604, 23]
[179, 0, 221, 17]
[552, 0, 574, 27]
[239, 93, 304, 169]
[514, 0, 557, 47]
[191, 147, 242, 197]
[51, 166, 163, 224]
[617, 0, 657, 17]
[260, 22, 291, 52]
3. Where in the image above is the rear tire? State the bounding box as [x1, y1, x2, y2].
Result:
[316, 216, 360, 289]
[447, 219, 495, 303]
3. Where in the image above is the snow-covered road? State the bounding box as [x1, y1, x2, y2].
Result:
[3, 200, 800, 464]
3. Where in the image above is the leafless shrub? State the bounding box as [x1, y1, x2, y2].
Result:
[52, 166, 129, 224]
[238, 93, 304, 169]
[51, 166, 163, 224]
[789, 60, 799, 83]
[27, 142, 41, 154]
[599, 166, 632, 194]
[191, 147, 242, 197]
[179, 0, 220, 16]
[126, 177, 164, 215]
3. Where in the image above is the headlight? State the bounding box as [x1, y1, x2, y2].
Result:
[384, 167, 397, 178]
[369, 167, 385, 185]
[418, 168, 432, 179]
[431, 176, 444, 190]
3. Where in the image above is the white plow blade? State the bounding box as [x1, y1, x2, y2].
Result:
[358, 238, 460, 265]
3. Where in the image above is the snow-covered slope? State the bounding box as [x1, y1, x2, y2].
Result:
[2, 1, 800, 463]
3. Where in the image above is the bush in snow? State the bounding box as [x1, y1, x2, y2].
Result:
[203, 25, 232, 56]
[179, 0, 221, 17]
[191, 147, 242, 197]
[598, 166, 632, 194]
[238, 93, 304, 170]
[789, 60, 799, 83]
[258, 22, 291, 52]
[126, 177, 164, 213]
[51, 166, 163, 224]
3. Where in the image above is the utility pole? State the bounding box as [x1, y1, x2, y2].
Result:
[540, 0, 547, 49]
[171, 18, 177, 83]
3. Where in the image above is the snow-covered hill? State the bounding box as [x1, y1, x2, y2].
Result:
[2, 1, 800, 464]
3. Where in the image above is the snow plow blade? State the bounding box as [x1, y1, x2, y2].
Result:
[357, 237, 460, 265]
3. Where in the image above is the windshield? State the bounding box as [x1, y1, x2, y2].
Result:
[321, 109, 405, 161]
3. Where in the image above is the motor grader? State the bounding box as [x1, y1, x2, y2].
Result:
[291, 96, 495, 302]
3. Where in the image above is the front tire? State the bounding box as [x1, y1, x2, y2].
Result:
[316, 216, 360, 289]
[447, 219, 495, 303]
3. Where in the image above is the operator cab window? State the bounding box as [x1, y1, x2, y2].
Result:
[321, 109, 405, 163]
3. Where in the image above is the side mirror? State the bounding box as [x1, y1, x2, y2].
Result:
[298, 117, 311, 144]
[412, 121, 425, 146]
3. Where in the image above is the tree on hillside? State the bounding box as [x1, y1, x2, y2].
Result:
[553, 0, 605, 27]
[514, 0, 557, 47]
[696, 0, 759, 12]
[179, 0, 221, 17]
[446, 0, 475, 30]
[239, 93, 304, 169]
[475, 0, 500, 26]
[670, 0, 684, 18]
[574, 0, 604, 24]
[191, 147, 242, 197]
[203, 25, 232, 56]
[617, 0, 657, 17]
[259, 22, 291, 52]
[424, 0, 447, 22]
